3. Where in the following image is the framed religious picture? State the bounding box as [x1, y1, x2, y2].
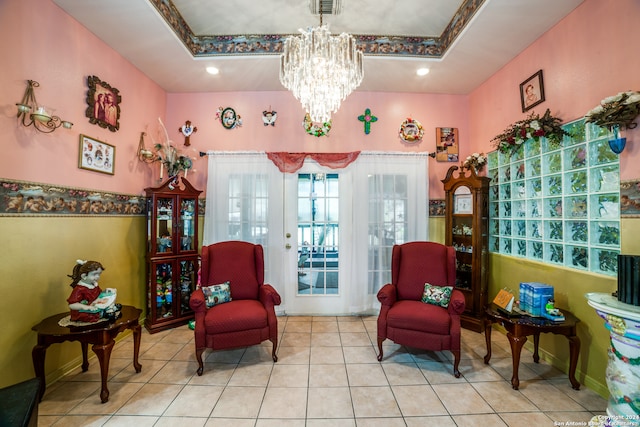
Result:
[435, 127, 459, 162]
[520, 70, 545, 112]
[85, 75, 121, 132]
[78, 134, 115, 175]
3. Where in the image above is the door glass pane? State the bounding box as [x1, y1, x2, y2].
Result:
[156, 198, 173, 253]
[297, 173, 339, 295]
[178, 259, 196, 316]
[155, 262, 173, 321]
[179, 198, 196, 251]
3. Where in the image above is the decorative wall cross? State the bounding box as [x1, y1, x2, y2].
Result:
[179, 120, 197, 146]
[358, 108, 378, 134]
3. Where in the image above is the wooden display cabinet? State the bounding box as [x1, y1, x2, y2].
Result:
[442, 165, 490, 332]
[144, 177, 201, 333]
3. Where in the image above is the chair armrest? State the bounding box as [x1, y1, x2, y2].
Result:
[377, 283, 397, 307]
[448, 289, 466, 315]
[189, 288, 206, 313]
[260, 284, 282, 307]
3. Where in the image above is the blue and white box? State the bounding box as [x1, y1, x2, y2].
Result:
[519, 282, 554, 316]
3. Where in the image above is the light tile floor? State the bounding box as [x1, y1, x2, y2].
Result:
[37, 316, 607, 426]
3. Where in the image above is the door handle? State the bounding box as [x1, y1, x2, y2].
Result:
[285, 244, 292, 249]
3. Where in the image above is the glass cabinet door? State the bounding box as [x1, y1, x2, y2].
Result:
[156, 197, 174, 255]
[178, 258, 197, 316]
[178, 197, 196, 253]
[152, 261, 174, 322]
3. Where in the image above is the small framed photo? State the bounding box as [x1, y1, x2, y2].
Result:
[520, 70, 545, 112]
[85, 75, 121, 132]
[78, 134, 115, 175]
[454, 194, 473, 214]
[435, 127, 459, 162]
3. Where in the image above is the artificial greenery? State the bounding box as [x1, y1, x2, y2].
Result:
[585, 90, 640, 130]
[492, 109, 571, 156]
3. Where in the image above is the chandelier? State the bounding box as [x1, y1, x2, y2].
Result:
[279, 6, 363, 123]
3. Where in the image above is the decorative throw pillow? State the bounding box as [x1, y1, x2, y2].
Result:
[202, 281, 231, 308]
[421, 283, 453, 308]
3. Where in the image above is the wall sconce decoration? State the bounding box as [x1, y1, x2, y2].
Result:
[137, 132, 157, 164]
[137, 119, 194, 180]
[16, 80, 73, 133]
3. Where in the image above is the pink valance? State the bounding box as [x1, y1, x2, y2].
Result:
[266, 152, 361, 173]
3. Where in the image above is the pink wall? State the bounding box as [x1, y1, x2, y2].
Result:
[166, 91, 470, 198]
[0, 0, 166, 195]
[469, 0, 640, 180]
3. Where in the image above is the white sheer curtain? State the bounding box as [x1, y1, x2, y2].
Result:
[203, 151, 428, 315]
[347, 152, 429, 313]
[202, 151, 283, 286]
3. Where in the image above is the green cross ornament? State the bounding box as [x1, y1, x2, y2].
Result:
[358, 108, 378, 134]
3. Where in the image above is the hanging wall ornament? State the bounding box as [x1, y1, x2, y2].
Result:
[216, 106, 242, 129]
[303, 113, 331, 137]
[262, 109, 277, 126]
[398, 117, 424, 142]
[178, 120, 197, 146]
[358, 108, 378, 134]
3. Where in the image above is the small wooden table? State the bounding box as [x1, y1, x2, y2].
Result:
[31, 305, 142, 403]
[484, 305, 580, 390]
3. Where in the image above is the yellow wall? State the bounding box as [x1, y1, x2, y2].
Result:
[487, 217, 640, 397]
[0, 216, 147, 387]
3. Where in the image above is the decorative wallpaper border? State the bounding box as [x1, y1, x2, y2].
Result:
[429, 199, 446, 217]
[621, 179, 640, 218]
[0, 179, 146, 217]
[148, 0, 485, 59]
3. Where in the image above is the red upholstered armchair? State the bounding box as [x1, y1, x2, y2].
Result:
[189, 241, 281, 376]
[376, 241, 465, 377]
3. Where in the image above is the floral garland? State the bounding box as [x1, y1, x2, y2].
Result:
[585, 90, 640, 130]
[463, 152, 487, 173]
[303, 114, 331, 137]
[398, 117, 424, 142]
[491, 109, 570, 156]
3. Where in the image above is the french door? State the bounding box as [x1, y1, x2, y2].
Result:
[282, 163, 352, 315]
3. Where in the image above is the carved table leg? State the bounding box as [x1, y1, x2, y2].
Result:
[567, 334, 581, 390]
[507, 332, 528, 390]
[532, 332, 540, 363]
[484, 320, 493, 364]
[92, 340, 115, 403]
[131, 324, 142, 373]
[81, 342, 89, 372]
[31, 343, 48, 402]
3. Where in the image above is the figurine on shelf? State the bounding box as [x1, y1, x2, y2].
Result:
[67, 260, 121, 322]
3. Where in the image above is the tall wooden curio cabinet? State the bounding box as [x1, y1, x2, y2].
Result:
[442, 165, 490, 332]
[144, 177, 201, 333]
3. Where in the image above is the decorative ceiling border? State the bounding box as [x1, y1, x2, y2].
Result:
[149, 0, 485, 58]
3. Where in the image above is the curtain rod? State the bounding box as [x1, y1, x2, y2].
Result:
[199, 150, 435, 158]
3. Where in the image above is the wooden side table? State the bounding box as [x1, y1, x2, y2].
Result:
[31, 305, 142, 403]
[484, 305, 580, 390]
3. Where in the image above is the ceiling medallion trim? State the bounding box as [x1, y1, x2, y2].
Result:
[147, 0, 485, 59]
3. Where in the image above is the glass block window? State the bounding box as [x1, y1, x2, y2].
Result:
[487, 119, 620, 276]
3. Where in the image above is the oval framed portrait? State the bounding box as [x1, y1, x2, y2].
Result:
[221, 107, 238, 129]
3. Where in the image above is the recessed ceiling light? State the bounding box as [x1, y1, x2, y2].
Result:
[416, 68, 430, 76]
[206, 66, 219, 75]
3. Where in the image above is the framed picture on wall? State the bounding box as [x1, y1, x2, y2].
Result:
[78, 134, 115, 175]
[520, 70, 545, 112]
[85, 75, 121, 132]
[435, 127, 459, 162]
